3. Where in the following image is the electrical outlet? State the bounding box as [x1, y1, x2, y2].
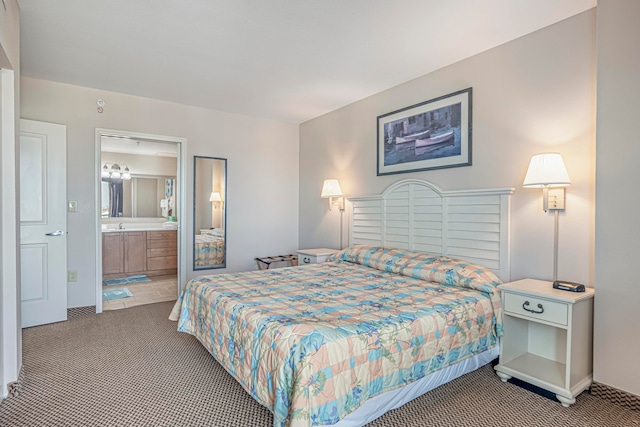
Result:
[68, 270, 78, 282]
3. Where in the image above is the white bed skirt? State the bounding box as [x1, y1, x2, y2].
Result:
[319, 345, 500, 427]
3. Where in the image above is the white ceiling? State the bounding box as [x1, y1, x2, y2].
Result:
[101, 136, 177, 157]
[18, 0, 596, 124]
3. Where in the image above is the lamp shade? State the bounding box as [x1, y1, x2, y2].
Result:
[321, 179, 343, 198]
[101, 164, 111, 178]
[209, 192, 222, 202]
[523, 153, 571, 187]
[110, 163, 122, 179]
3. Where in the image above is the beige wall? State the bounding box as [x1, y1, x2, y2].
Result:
[594, 0, 640, 397]
[0, 0, 21, 397]
[21, 77, 299, 308]
[300, 11, 596, 288]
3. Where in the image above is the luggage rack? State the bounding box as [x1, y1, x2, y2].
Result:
[254, 254, 298, 270]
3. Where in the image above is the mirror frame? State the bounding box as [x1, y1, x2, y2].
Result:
[193, 156, 227, 270]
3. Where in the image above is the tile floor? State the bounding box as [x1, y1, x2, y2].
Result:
[102, 275, 178, 310]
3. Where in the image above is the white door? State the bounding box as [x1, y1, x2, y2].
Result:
[20, 119, 67, 328]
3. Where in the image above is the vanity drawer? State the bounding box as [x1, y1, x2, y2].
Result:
[146, 230, 177, 241]
[147, 247, 177, 257]
[504, 292, 568, 326]
[146, 232, 177, 249]
[147, 255, 177, 271]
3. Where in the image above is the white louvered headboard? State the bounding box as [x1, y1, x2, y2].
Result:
[348, 179, 514, 281]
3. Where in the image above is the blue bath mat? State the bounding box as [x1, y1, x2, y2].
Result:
[103, 275, 151, 286]
[102, 287, 133, 301]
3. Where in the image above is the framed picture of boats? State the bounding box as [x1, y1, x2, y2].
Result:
[377, 88, 472, 176]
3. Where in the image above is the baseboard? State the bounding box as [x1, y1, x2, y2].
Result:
[6, 365, 24, 398]
[591, 381, 640, 412]
[67, 305, 96, 319]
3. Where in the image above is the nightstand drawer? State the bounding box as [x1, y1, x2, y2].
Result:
[504, 292, 568, 326]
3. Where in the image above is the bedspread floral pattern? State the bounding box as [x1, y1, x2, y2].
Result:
[171, 246, 502, 427]
[194, 236, 225, 266]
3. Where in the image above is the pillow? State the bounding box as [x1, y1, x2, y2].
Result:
[330, 245, 504, 336]
[330, 245, 501, 289]
[197, 233, 224, 243]
[203, 228, 224, 237]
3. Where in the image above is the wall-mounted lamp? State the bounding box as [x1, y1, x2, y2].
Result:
[523, 153, 571, 212]
[102, 162, 131, 180]
[209, 192, 223, 209]
[523, 153, 572, 286]
[320, 179, 345, 212]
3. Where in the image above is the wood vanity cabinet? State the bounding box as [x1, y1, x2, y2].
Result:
[124, 232, 147, 273]
[146, 230, 177, 274]
[102, 230, 176, 279]
[102, 233, 125, 275]
[102, 231, 147, 276]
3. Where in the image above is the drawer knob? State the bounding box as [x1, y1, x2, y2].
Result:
[303, 257, 310, 264]
[522, 301, 544, 314]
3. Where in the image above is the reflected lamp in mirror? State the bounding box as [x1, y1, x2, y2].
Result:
[209, 191, 223, 209]
[523, 153, 571, 212]
[321, 179, 344, 211]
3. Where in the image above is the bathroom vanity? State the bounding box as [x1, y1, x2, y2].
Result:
[102, 228, 177, 279]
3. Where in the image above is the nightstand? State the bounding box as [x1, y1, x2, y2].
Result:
[494, 279, 594, 407]
[297, 248, 337, 265]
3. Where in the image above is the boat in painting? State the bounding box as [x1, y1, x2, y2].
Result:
[414, 130, 454, 148]
[395, 129, 430, 144]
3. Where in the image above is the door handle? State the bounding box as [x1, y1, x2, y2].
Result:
[45, 230, 64, 237]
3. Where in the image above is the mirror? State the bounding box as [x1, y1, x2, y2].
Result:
[193, 156, 227, 270]
[101, 175, 176, 218]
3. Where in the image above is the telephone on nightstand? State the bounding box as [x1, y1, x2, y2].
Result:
[553, 280, 585, 292]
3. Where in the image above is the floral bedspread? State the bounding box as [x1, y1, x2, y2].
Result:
[194, 235, 225, 266]
[170, 246, 502, 427]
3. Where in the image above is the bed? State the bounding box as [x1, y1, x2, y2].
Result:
[195, 229, 225, 266]
[172, 179, 514, 427]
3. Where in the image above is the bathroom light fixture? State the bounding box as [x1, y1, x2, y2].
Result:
[320, 179, 344, 211]
[523, 153, 571, 284]
[209, 192, 223, 209]
[110, 163, 122, 179]
[102, 162, 131, 180]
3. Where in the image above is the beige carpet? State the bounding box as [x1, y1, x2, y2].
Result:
[1, 302, 638, 427]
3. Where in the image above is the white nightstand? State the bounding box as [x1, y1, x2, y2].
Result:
[297, 248, 337, 265]
[494, 279, 594, 407]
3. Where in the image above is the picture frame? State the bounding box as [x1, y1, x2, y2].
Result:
[377, 88, 472, 176]
[165, 178, 174, 197]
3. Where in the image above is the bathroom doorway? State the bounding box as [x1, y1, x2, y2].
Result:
[94, 129, 187, 312]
